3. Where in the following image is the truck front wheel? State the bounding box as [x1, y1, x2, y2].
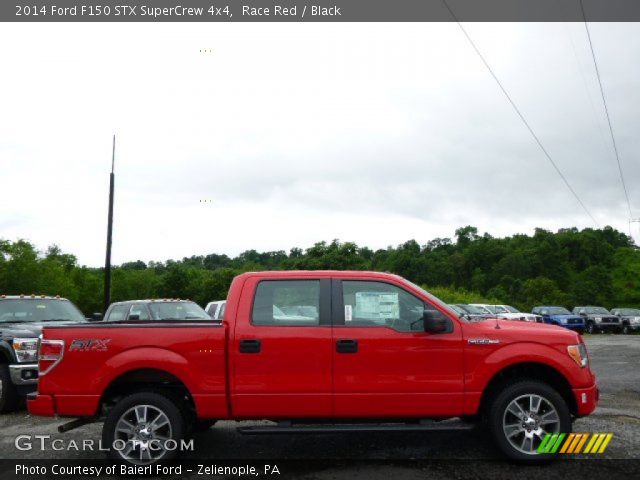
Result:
[0, 364, 20, 413]
[102, 391, 186, 465]
[488, 380, 571, 462]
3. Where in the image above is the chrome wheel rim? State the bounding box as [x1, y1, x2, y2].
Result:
[502, 394, 560, 455]
[114, 404, 173, 464]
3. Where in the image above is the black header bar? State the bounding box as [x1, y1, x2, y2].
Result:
[3, 0, 640, 23]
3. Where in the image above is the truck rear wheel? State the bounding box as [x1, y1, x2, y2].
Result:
[0, 365, 20, 413]
[488, 380, 571, 462]
[102, 391, 186, 465]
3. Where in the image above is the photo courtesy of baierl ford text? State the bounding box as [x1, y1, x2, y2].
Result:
[1, 1, 639, 479]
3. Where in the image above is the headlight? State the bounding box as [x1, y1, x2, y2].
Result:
[632, 317, 640, 324]
[13, 338, 39, 363]
[594, 317, 602, 323]
[567, 343, 589, 368]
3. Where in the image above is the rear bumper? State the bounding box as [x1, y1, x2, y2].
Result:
[573, 383, 599, 417]
[27, 393, 100, 417]
[27, 393, 56, 417]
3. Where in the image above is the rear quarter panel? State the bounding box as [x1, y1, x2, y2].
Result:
[39, 323, 227, 418]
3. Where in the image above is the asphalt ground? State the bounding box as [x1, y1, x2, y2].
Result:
[0, 334, 638, 479]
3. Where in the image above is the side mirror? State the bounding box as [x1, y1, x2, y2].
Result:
[128, 314, 140, 321]
[88, 313, 103, 321]
[424, 309, 452, 334]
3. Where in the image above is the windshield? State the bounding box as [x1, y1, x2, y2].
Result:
[614, 308, 640, 316]
[475, 305, 495, 314]
[449, 304, 465, 315]
[547, 307, 571, 315]
[503, 305, 519, 313]
[0, 299, 86, 323]
[585, 307, 610, 315]
[458, 304, 487, 315]
[148, 302, 211, 321]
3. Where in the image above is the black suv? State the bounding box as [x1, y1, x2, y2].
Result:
[103, 299, 211, 322]
[0, 295, 87, 412]
[572, 306, 622, 334]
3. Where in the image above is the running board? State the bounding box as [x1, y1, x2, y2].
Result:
[237, 422, 474, 435]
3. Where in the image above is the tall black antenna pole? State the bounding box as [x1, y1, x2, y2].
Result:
[103, 134, 115, 314]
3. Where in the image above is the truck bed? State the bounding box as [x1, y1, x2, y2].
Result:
[35, 322, 228, 419]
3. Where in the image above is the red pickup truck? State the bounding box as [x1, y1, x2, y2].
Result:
[28, 271, 598, 464]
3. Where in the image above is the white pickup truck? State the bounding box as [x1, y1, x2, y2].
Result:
[471, 304, 542, 323]
[204, 300, 226, 320]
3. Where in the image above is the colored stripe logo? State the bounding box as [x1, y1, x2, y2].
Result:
[537, 433, 612, 454]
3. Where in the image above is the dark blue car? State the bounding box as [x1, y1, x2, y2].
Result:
[531, 306, 585, 333]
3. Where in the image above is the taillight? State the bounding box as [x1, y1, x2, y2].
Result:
[38, 339, 65, 375]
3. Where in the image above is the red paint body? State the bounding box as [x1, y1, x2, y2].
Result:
[28, 271, 598, 420]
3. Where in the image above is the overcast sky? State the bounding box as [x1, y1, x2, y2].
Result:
[1, 22, 639, 266]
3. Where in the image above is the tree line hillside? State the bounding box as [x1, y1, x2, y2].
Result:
[1, 226, 638, 315]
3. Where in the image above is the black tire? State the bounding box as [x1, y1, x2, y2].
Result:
[0, 364, 20, 413]
[586, 322, 596, 334]
[102, 391, 186, 465]
[488, 380, 571, 462]
[622, 324, 630, 335]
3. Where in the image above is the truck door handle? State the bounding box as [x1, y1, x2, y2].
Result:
[336, 339, 358, 353]
[239, 339, 261, 353]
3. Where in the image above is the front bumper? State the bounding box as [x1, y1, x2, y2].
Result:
[27, 393, 56, 416]
[573, 383, 599, 417]
[9, 363, 38, 385]
[563, 324, 585, 332]
[595, 322, 622, 331]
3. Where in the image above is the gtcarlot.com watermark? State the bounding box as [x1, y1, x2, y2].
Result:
[15, 434, 194, 453]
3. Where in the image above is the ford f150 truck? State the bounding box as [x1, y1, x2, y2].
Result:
[572, 306, 622, 334]
[28, 271, 598, 464]
[103, 299, 212, 322]
[531, 306, 585, 334]
[610, 307, 640, 334]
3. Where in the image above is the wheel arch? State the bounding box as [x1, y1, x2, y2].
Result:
[478, 361, 577, 418]
[99, 367, 194, 416]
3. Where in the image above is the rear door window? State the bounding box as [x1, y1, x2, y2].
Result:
[252, 280, 320, 326]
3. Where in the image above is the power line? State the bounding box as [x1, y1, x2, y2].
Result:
[442, 0, 598, 226]
[580, 0, 633, 219]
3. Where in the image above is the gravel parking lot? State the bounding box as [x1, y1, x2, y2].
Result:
[0, 335, 638, 479]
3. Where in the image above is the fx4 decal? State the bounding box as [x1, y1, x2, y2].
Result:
[69, 339, 111, 352]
